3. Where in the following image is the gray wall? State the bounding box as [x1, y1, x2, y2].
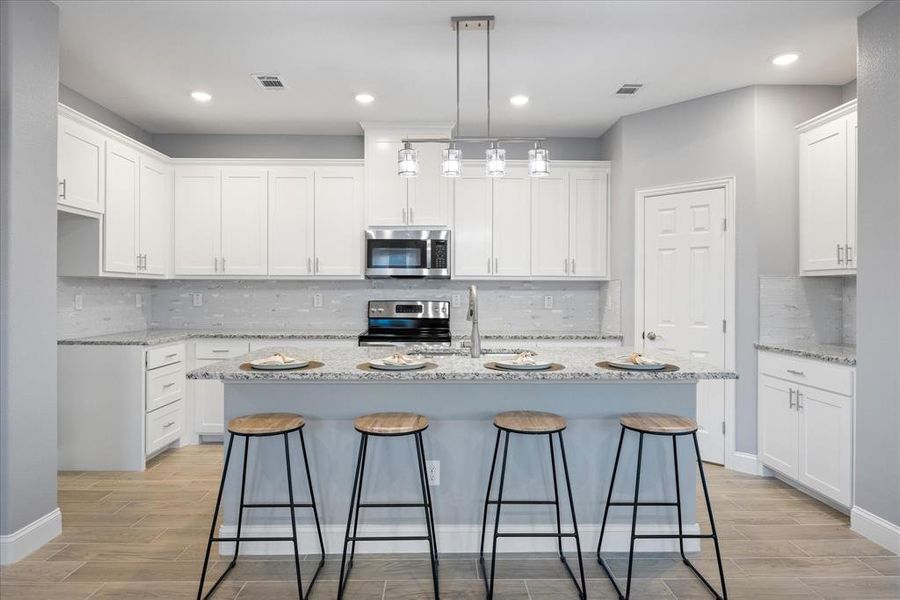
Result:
[0, 0, 60, 537]
[854, 0, 900, 530]
[598, 85, 844, 454]
[59, 83, 153, 146]
[842, 79, 858, 102]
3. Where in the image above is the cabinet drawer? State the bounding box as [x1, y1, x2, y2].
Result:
[146, 362, 185, 413]
[194, 340, 250, 360]
[146, 344, 185, 369]
[758, 351, 853, 396]
[146, 400, 184, 456]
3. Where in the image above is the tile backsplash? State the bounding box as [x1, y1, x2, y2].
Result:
[758, 275, 856, 345]
[58, 277, 622, 338]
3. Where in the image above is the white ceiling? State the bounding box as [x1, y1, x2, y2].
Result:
[56, 0, 875, 137]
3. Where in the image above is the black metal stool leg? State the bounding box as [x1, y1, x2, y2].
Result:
[415, 432, 439, 565]
[484, 431, 510, 600]
[349, 433, 369, 566]
[624, 432, 645, 600]
[414, 432, 440, 599]
[549, 434, 564, 560]
[297, 429, 325, 598]
[479, 429, 502, 560]
[232, 436, 250, 566]
[672, 434, 687, 562]
[283, 433, 303, 599]
[197, 433, 235, 600]
[694, 432, 728, 600]
[337, 434, 366, 600]
[557, 432, 587, 600]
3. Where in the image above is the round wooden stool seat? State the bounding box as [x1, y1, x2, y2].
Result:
[354, 412, 428, 436]
[620, 412, 697, 434]
[227, 412, 305, 436]
[493, 410, 567, 434]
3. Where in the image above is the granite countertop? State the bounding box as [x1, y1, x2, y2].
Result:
[187, 346, 737, 382]
[755, 342, 856, 366]
[57, 329, 624, 346]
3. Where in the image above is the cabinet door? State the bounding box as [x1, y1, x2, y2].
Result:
[366, 138, 407, 226]
[570, 168, 610, 278]
[103, 140, 139, 274]
[799, 118, 848, 272]
[268, 168, 315, 277]
[138, 155, 170, 276]
[192, 373, 223, 435]
[531, 171, 570, 277]
[407, 143, 450, 226]
[174, 167, 221, 275]
[58, 115, 105, 213]
[221, 168, 268, 275]
[798, 385, 852, 506]
[845, 112, 857, 270]
[492, 167, 532, 278]
[453, 171, 493, 277]
[758, 374, 799, 478]
[314, 167, 364, 277]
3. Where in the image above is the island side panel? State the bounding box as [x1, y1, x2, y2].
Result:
[220, 381, 699, 554]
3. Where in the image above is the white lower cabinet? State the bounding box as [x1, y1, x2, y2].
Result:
[191, 340, 249, 435]
[757, 350, 854, 507]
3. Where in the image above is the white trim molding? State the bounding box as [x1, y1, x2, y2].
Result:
[633, 176, 738, 469]
[730, 451, 772, 476]
[851, 506, 900, 554]
[217, 522, 702, 557]
[0, 508, 62, 565]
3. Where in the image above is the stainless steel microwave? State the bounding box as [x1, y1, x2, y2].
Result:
[365, 229, 450, 279]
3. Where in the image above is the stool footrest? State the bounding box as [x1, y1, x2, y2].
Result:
[348, 535, 430, 542]
[497, 532, 578, 538]
[357, 502, 428, 508]
[211, 536, 296, 543]
[486, 499, 556, 505]
[607, 501, 678, 507]
[242, 502, 314, 509]
[633, 533, 717, 540]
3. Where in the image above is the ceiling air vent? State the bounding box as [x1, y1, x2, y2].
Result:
[615, 84, 643, 96]
[252, 74, 285, 90]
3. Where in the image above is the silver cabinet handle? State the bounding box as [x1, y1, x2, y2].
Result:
[137, 254, 142, 270]
[402, 208, 407, 224]
[211, 349, 230, 353]
[59, 179, 67, 199]
[214, 257, 219, 272]
[796, 391, 804, 410]
[164, 353, 178, 359]
[788, 388, 796, 409]
[221, 256, 226, 272]
[315, 257, 320, 273]
[487, 257, 491, 274]
[845, 244, 853, 264]
[494, 257, 498, 273]
[163, 382, 176, 389]
[571, 258, 576, 275]
[786, 369, 805, 376]
[162, 421, 176, 429]
[564, 258, 568, 274]
[836, 243, 844, 265]
[307, 257, 312, 274]
[409, 207, 414, 223]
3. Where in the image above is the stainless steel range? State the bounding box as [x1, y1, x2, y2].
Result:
[357, 300, 451, 347]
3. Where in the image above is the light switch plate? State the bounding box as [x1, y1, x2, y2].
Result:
[451, 294, 461, 308]
[313, 293, 323, 308]
[544, 295, 554, 310]
[135, 293, 143, 308]
[426, 460, 440, 486]
[192, 293, 203, 307]
[74, 294, 83, 310]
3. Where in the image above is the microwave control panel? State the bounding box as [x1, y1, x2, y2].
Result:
[431, 240, 448, 269]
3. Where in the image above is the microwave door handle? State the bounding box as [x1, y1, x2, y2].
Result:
[426, 240, 432, 271]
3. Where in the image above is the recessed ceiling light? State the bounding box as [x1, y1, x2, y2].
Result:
[509, 95, 529, 106]
[771, 52, 800, 66]
[190, 90, 212, 102]
[355, 93, 375, 104]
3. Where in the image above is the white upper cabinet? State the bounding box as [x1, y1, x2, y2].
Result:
[492, 167, 531, 277]
[174, 167, 221, 276]
[103, 140, 140, 274]
[407, 143, 451, 226]
[58, 114, 105, 214]
[268, 168, 315, 277]
[453, 171, 493, 278]
[138, 156, 171, 276]
[531, 172, 570, 277]
[221, 168, 268, 276]
[798, 100, 857, 275]
[569, 168, 609, 278]
[314, 167, 364, 277]
[365, 138, 408, 226]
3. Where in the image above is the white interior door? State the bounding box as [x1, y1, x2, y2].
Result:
[642, 186, 727, 463]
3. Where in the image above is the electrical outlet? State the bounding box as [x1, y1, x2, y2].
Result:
[425, 460, 440, 486]
[544, 295, 554, 310]
[192, 292, 203, 307]
[451, 294, 461, 308]
[313, 293, 323, 308]
[74, 294, 83, 310]
[135, 293, 143, 308]
[606, 294, 613, 311]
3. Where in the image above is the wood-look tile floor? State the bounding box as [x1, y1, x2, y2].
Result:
[2, 443, 898, 599]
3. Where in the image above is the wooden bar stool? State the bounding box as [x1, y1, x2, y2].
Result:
[596, 412, 727, 600]
[338, 412, 439, 600]
[480, 411, 586, 600]
[197, 413, 325, 600]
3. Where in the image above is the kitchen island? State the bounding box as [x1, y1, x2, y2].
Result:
[188, 345, 736, 556]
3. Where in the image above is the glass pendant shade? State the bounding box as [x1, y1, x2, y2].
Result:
[528, 146, 550, 177]
[441, 145, 462, 177]
[485, 145, 506, 177]
[398, 142, 418, 177]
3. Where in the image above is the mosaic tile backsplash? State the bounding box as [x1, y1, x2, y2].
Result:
[58, 278, 622, 339]
[758, 275, 856, 345]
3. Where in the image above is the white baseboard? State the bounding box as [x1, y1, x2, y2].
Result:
[851, 506, 900, 554]
[730, 451, 771, 476]
[217, 522, 702, 556]
[0, 508, 62, 565]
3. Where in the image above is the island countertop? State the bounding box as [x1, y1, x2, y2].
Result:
[187, 345, 737, 382]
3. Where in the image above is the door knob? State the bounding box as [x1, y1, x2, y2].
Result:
[646, 331, 657, 340]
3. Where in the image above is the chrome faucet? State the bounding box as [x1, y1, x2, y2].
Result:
[467, 284, 481, 358]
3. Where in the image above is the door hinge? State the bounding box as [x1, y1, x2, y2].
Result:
[722, 319, 727, 333]
[722, 421, 726, 435]
[722, 218, 727, 231]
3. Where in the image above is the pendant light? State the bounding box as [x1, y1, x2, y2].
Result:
[486, 143, 506, 177]
[528, 142, 550, 177]
[398, 142, 418, 177]
[441, 143, 462, 177]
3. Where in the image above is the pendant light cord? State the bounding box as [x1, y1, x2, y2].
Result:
[486, 21, 491, 138]
[456, 21, 461, 139]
